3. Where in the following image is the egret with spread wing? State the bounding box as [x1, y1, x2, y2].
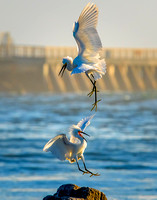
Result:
[58, 3, 106, 111]
[43, 115, 99, 177]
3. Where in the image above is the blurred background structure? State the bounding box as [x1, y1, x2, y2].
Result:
[0, 32, 157, 93]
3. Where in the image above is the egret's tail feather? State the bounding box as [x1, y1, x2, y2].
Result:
[92, 71, 102, 80]
[96, 59, 106, 73]
[93, 59, 106, 80]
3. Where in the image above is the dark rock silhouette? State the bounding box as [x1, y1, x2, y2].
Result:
[43, 184, 107, 200]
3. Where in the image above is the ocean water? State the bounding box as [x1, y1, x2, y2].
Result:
[0, 92, 157, 200]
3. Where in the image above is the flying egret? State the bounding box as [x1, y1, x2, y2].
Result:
[58, 3, 106, 111]
[43, 115, 99, 177]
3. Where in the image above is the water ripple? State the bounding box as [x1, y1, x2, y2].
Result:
[0, 92, 157, 200]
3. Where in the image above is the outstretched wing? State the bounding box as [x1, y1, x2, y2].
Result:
[73, 3, 102, 61]
[77, 115, 95, 132]
[43, 134, 72, 161]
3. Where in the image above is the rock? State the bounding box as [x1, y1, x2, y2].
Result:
[43, 195, 55, 200]
[43, 184, 107, 200]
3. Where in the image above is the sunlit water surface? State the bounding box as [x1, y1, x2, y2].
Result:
[0, 92, 157, 200]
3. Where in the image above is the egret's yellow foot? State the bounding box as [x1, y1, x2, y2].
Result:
[90, 172, 100, 177]
[87, 88, 99, 97]
[91, 99, 101, 111]
[82, 171, 89, 175]
[87, 88, 94, 97]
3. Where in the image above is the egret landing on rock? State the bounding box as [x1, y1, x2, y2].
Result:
[58, 3, 106, 111]
[43, 115, 100, 177]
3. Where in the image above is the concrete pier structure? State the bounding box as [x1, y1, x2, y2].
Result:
[0, 43, 157, 93]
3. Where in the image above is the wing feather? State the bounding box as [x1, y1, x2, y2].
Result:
[43, 134, 72, 161]
[77, 115, 95, 132]
[73, 3, 102, 60]
[78, 3, 98, 28]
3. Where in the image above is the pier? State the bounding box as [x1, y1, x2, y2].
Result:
[44, 47, 157, 92]
[0, 34, 157, 93]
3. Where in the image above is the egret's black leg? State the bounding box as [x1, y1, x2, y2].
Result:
[81, 157, 100, 177]
[91, 81, 101, 111]
[87, 75, 95, 97]
[76, 159, 88, 175]
[86, 74, 101, 111]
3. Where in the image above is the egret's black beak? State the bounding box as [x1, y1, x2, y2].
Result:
[58, 63, 67, 77]
[80, 131, 90, 137]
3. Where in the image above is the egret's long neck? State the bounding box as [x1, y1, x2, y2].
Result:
[70, 134, 86, 145]
[70, 126, 87, 145]
[78, 135, 84, 143]
[76, 135, 87, 146]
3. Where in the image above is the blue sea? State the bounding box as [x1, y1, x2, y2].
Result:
[0, 92, 157, 200]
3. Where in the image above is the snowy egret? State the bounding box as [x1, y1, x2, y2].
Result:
[58, 3, 106, 111]
[43, 115, 100, 177]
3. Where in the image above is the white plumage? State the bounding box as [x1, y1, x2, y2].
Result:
[77, 114, 95, 132]
[43, 134, 72, 161]
[43, 115, 99, 176]
[72, 3, 106, 78]
[59, 3, 106, 111]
